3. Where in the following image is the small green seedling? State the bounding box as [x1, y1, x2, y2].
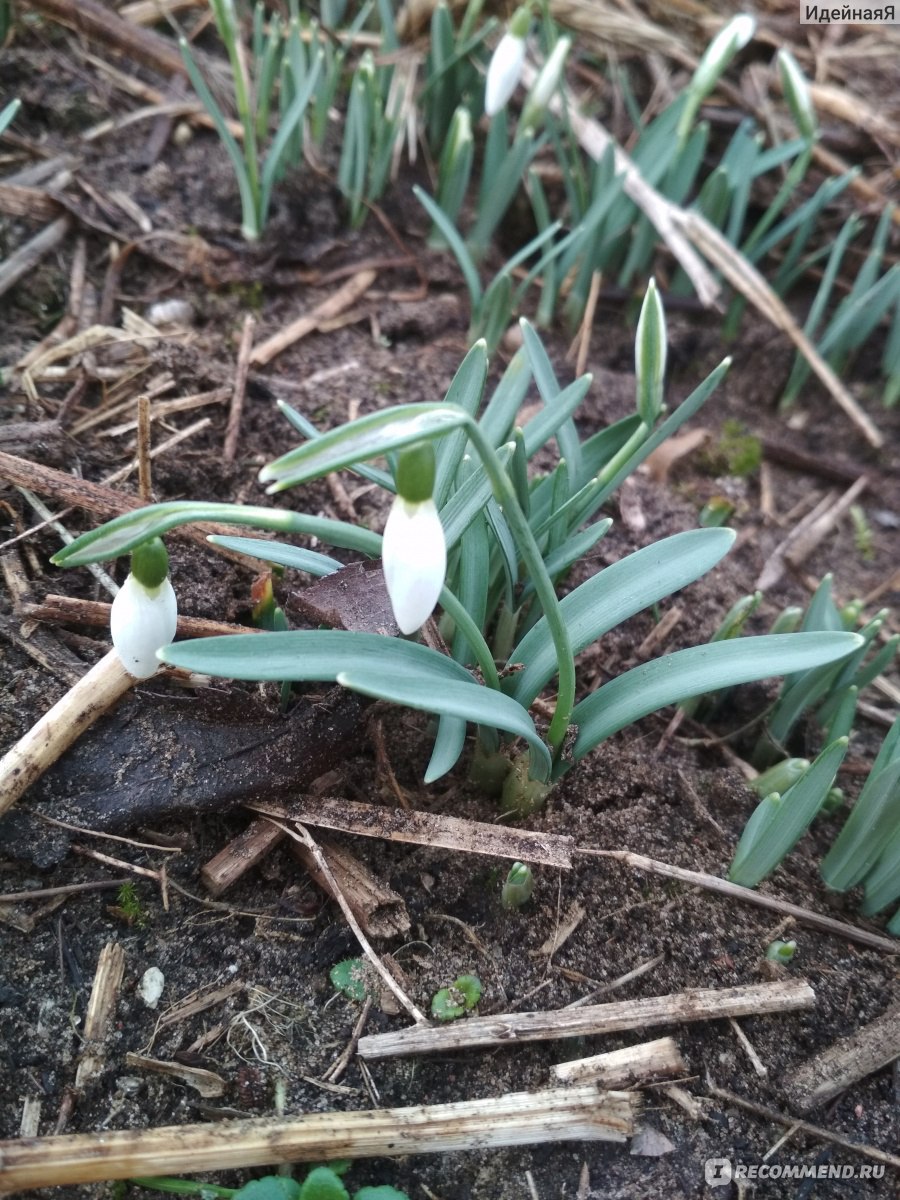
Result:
[501, 862, 534, 909]
[431, 974, 482, 1021]
[765, 939, 796, 963]
[329, 958, 374, 1002]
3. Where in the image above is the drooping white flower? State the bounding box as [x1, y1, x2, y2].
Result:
[382, 496, 447, 635]
[485, 30, 527, 116]
[110, 571, 177, 678]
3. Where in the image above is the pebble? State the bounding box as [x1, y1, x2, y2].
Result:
[137, 966, 165, 1009]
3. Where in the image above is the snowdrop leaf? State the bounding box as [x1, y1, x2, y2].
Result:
[570, 633, 862, 765]
[260, 403, 470, 492]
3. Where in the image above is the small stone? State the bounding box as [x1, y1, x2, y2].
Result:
[630, 1124, 675, 1156]
[137, 966, 164, 1010]
[146, 299, 194, 327]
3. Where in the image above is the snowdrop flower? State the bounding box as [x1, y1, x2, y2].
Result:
[382, 442, 446, 635]
[520, 35, 571, 129]
[110, 537, 177, 679]
[484, 6, 531, 117]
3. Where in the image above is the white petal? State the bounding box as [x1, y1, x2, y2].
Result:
[382, 498, 447, 635]
[485, 34, 526, 117]
[110, 573, 178, 679]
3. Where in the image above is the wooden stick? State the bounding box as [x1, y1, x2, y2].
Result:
[0, 216, 72, 301]
[74, 942, 126, 1090]
[269, 820, 427, 1025]
[200, 819, 285, 898]
[22, 593, 266, 640]
[579, 848, 900, 954]
[0, 1085, 638, 1190]
[706, 1081, 900, 1172]
[223, 314, 255, 463]
[356, 979, 815, 1061]
[0, 650, 134, 819]
[0, 450, 262, 569]
[0, 879, 132, 903]
[247, 796, 575, 869]
[784, 1002, 900, 1111]
[288, 837, 410, 939]
[552, 1036, 686, 1087]
[250, 270, 377, 365]
[136, 394, 152, 503]
[124, 1054, 225, 1099]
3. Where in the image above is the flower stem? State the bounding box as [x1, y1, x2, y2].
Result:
[464, 420, 575, 756]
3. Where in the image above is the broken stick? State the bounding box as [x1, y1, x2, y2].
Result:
[0, 650, 135, 818]
[0, 1085, 639, 1190]
[552, 1036, 686, 1088]
[784, 1001, 900, 1112]
[356, 979, 815, 1061]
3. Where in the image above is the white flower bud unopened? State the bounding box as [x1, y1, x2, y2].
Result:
[485, 31, 527, 116]
[110, 573, 177, 679]
[382, 497, 447, 635]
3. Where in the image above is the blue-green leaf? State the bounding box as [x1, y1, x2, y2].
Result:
[433, 341, 489, 507]
[52, 502, 381, 566]
[160, 629, 476, 684]
[337, 668, 552, 780]
[570, 634, 862, 766]
[207, 536, 342, 576]
[507, 528, 736, 707]
[729, 739, 849, 887]
[260, 403, 469, 491]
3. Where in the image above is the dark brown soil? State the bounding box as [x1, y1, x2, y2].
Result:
[1, 11, 899, 1200]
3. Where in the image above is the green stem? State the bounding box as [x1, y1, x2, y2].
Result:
[439, 584, 501, 692]
[212, 0, 262, 234]
[464, 420, 574, 755]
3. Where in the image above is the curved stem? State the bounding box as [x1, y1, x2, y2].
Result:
[439, 584, 501, 693]
[464, 420, 575, 754]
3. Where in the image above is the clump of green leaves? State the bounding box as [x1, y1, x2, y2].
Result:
[53, 296, 864, 819]
[431, 974, 482, 1021]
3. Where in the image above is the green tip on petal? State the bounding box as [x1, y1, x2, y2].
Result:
[130, 537, 170, 589]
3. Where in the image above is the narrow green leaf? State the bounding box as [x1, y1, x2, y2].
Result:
[413, 185, 482, 306]
[519, 518, 611, 601]
[425, 716, 468, 783]
[728, 739, 849, 887]
[52, 501, 381, 566]
[520, 375, 592, 459]
[570, 634, 862, 766]
[260, 403, 469, 491]
[160, 629, 476, 683]
[439, 442, 513, 548]
[337, 668, 551, 779]
[591, 358, 730, 508]
[478, 349, 532, 447]
[507, 528, 736, 707]
[519, 319, 581, 486]
[276, 400, 393, 489]
[433, 341, 489, 507]
[821, 756, 900, 891]
[860, 821, 900, 914]
[206, 536, 342, 576]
